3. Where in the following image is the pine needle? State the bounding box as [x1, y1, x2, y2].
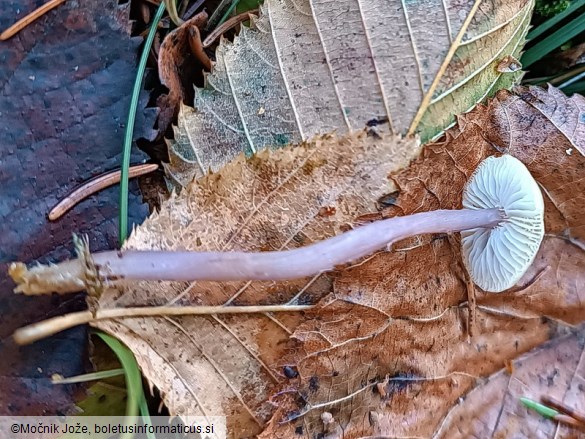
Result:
[52, 368, 125, 384]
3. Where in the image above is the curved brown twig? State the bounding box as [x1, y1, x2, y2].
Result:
[203, 10, 259, 48]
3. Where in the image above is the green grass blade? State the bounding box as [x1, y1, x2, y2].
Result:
[522, 10, 585, 67]
[206, 0, 234, 30]
[96, 332, 142, 415]
[138, 395, 156, 439]
[527, 0, 585, 40]
[95, 332, 156, 438]
[219, 0, 242, 26]
[164, 0, 184, 26]
[520, 397, 559, 419]
[117, 9, 167, 435]
[119, 2, 166, 246]
[96, 332, 144, 438]
[561, 79, 585, 94]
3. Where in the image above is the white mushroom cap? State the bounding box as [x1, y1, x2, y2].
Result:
[461, 155, 544, 293]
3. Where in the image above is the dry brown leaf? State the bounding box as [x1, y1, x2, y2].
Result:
[86, 86, 585, 438]
[261, 86, 585, 438]
[95, 130, 421, 436]
[157, 12, 209, 136]
[435, 324, 585, 438]
[556, 42, 585, 68]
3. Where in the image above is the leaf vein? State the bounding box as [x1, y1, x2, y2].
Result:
[266, 0, 306, 140]
[307, 0, 352, 130]
[430, 4, 531, 106]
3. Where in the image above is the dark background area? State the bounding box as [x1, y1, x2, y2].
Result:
[0, 0, 152, 414]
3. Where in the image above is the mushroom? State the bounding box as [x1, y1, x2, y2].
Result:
[460, 155, 545, 292]
[10, 155, 544, 295]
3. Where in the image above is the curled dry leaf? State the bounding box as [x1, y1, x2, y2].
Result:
[556, 42, 585, 69]
[76, 85, 585, 438]
[157, 12, 209, 136]
[164, 0, 534, 188]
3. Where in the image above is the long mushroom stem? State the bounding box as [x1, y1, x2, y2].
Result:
[10, 208, 506, 295]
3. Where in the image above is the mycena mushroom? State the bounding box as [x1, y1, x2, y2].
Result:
[10, 155, 544, 295]
[461, 155, 545, 292]
[9, 154, 547, 344]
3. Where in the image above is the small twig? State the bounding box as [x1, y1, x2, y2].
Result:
[541, 395, 585, 425]
[13, 304, 313, 345]
[203, 10, 258, 48]
[52, 368, 125, 384]
[0, 0, 66, 41]
[49, 163, 159, 221]
[407, 0, 482, 136]
[554, 414, 585, 430]
[464, 272, 477, 340]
